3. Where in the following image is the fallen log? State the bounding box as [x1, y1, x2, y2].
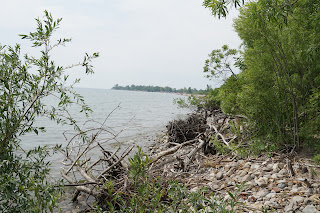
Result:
[183, 139, 206, 171]
[62, 173, 100, 197]
[149, 139, 198, 164]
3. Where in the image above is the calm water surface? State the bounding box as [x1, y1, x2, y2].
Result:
[21, 88, 189, 177]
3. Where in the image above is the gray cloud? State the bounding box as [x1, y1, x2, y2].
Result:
[1, 0, 241, 89]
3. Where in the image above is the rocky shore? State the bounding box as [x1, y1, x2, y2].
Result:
[148, 135, 320, 212]
[60, 108, 320, 212]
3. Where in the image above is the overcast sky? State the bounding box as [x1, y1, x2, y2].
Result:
[1, 0, 241, 90]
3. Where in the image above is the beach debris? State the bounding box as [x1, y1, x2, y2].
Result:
[60, 108, 320, 212]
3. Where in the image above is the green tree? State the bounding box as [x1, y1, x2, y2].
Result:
[0, 11, 98, 212]
[204, 0, 320, 151]
[203, 0, 245, 18]
[204, 44, 241, 80]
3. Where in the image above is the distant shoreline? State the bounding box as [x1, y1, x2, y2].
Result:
[112, 88, 191, 96]
[111, 84, 209, 95]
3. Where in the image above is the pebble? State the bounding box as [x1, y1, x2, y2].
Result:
[265, 192, 276, 199]
[226, 168, 235, 176]
[271, 187, 281, 193]
[161, 154, 320, 212]
[291, 196, 305, 205]
[229, 162, 239, 168]
[279, 169, 287, 175]
[302, 205, 319, 213]
[254, 189, 269, 199]
[209, 184, 219, 190]
[264, 174, 271, 178]
[250, 164, 260, 170]
[278, 182, 288, 189]
[284, 202, 294, 212]
[272, 163, 280, 172]
[243, 162, 251, 168]
[216, 171, 224, 180]
[242, 174, 254, 182]
[255, 177, 268, 187]
[291, 185, 299, 193]
[190, 187, 200, 192]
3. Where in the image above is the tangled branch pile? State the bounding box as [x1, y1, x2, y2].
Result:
[60, 109, 247, 212]
[166, 114, 208, 144]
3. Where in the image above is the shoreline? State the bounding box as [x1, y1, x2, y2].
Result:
[144, 111, 320, 212]
[58, 109, 320, 212]
[111, 88, 201, 96]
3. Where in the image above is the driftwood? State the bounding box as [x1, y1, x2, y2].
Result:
[59, 110, 136, 210]
[208, 123, 230, 147]
[60, 107, 248, 211]
[97, 146, 133, 179]
[287, 158, 295, 177]
[149, 139, 198, 164]
[166, 114, 207, 144]
[183, 139, 206, 171]
[62, 173, 100, 197]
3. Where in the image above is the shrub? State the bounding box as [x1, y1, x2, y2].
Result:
[98, 148, 243, 212]
[0, 11, 98, 212]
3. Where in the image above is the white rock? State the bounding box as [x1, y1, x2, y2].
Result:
[291, 196, 305, 205]
[229, 162, 239, 167]
[243, 162, 251, 168]
[209, 171, 215, 177]
[224, 194, 231, 201]
[290, 185, 299, 193]
[271, 173, 278, 179]
[209, 184, 219, 190]
[264, 200, 272, 206]
[253, 171, 262, 177]
[242, 174, 254, 182]
[272, 163, 280, 172]
[278, 183, 288, 189]
[226, 168, 235, 176]
[251, 164, 260, 170]
[265, 193, 276, 199]
[302, 205, 319, 213]
[279, 169, 287, 175]
[284, 202, 294, 212]
[263, 167, 273, 172]
[190, 187, 200, 192]
[254, 189, 269, 199]
[277, 179, 287, 184]
[224, 165, 231, 172]
[239, 170, 248, 177]
[267, 163, 274, 169]
[264, 201, 279, 207]
[216, 172, 224, 180]
[255, 177, 268, 187]
[245, 181, 254, 188]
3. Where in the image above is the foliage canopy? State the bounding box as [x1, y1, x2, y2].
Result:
[203, 0, 320, 153]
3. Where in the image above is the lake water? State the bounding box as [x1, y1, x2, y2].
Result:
[20, 88, 189, 177]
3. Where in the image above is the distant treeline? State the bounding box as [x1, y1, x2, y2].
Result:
[112, 84, 210, 94]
